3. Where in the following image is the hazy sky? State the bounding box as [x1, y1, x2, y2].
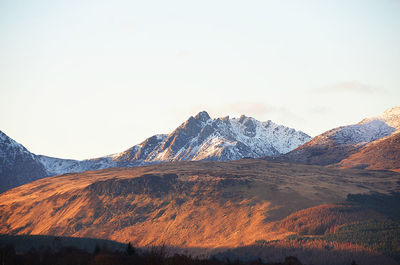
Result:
[1, 0, 399, 159]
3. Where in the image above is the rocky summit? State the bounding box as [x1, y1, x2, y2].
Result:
[0, 111, 310, 192]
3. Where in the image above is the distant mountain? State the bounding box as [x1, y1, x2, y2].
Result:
[112, 111, 311, 164]
[0, 131, 48, 193]
[0, 130, 121, 193]
[0, 111, 310, 192]
[273, 107, 400, 169]
[37, 155, 117, 176]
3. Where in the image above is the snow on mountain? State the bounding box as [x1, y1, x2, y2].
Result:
[37, 155, 117, 176]
[35, 134, 169, 176]
[0, 130, 48, 193]
[112, 134, 168, 165]
[278, 106, 400, 166]
[3, 107, 395, 190]
[47, 106, 400, 175]
[0, 111, 311, 192]
[360, 106, 400, 131]
[313, 106, 400, 146]
[121, 111, 311, 163]
[0, 130, 33, 161]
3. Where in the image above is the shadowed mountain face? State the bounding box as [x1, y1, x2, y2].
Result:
[271, 107, 400, 171]
[0, 112, 310, 192]
[0, 131, 48, 193]
[1, 159, 399, 250]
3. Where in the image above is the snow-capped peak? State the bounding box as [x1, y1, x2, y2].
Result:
[309, 106, 400, 146]
[0, 130, 48, 192]
[374, 106, 400, 130]
[383, 106, 400, 116]
[360, 106, 400, 128]
[350, 106, 400, 142]
[142, 112, 311, 162]
[0, 111, 312, 192]
[0, 130, 34, 159]
[194, 111, 211, 123]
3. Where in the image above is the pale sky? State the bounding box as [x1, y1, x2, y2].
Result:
[1, 0, 399, 160]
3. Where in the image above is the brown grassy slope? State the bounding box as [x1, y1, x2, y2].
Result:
[0, 159, 399, 248]
[335, 132, 400, 172]
[267, 130, 363, 166]
[279, 204, 387, 235]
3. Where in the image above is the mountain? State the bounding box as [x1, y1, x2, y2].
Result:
[112, 111, 311, 163]
[37, 155, 117, 176]
[0, 131, 48, 193]
[0, 112, 310, 192]
[272, 107, 400, 169]
[0, 130, 120, 193]
[335, 132, 400, 172]
[0, 159, 399, 265]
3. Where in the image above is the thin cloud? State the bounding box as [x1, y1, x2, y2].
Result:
[308, 106, 329, 115]
[315, 81, 383, 94]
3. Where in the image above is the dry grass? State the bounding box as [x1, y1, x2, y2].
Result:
[336, 132, 400, 171]
[0, 159, 399, 249]
[279, 203, 387, 235]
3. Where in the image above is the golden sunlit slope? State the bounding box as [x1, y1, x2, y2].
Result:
[335, 132, 400, 172]
[0, 159, 399, 249]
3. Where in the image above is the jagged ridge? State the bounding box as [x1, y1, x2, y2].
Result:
[0, 111, 310, 192]
[37, 111, 311, 175]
